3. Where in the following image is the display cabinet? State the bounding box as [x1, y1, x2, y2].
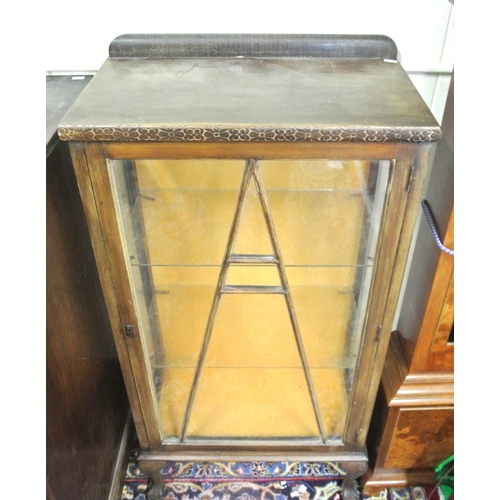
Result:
[58, 34, 441, 500]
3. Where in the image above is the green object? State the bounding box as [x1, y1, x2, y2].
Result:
[435, 454, 454, 499]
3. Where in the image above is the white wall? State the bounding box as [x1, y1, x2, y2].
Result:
[45, 0, 453, 122]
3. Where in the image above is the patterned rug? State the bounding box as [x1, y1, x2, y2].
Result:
[120, 461, 443, 500]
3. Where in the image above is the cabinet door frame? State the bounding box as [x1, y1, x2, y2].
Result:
[70, 140, 431, 455]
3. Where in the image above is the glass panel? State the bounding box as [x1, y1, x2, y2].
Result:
[109, 158, 390, 444]
[260, 160, 379, 266]
[130, 159, 244, 266]
[225, 265, 282, 286]
[186, 294, 317, 439]
[233, 177, 273, 256]
[260, 160, 390, 401]
[110, 159, 244, 441]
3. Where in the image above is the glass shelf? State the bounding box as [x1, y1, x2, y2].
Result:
[128, 188, 374, 267]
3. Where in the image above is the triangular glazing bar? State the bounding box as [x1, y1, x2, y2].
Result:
[180, 159, 326, 443]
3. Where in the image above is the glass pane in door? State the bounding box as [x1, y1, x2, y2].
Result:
[109, 158, 390, 444]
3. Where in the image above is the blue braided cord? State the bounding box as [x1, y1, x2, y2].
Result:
[421, 200, 454, 256]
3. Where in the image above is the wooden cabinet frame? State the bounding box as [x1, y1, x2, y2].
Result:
[69, 139, 430, 490]
[60, 34, 441, 500]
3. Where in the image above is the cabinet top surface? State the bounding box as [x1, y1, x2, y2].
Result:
[58, 57, 441, 143]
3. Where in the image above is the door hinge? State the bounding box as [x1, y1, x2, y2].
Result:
[375, 325, 383, 342]
[406, 164, 415, 193]
[124, 324, 135, 338]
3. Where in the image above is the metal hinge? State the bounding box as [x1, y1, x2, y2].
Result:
[375, 325, 383, 342]
[406, 164, 415, 193]
[124, 324, 135, 338]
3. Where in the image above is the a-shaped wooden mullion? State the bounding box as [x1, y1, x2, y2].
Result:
[180, 158, 326, 443]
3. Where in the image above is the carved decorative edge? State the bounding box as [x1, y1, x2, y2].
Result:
[57, 125, 442, 143]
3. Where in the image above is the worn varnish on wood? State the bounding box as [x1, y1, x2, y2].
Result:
[58, 34, 439, 144]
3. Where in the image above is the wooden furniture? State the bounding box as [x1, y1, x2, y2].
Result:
[46, 75, 132, 500]
[57, 34, 441, 500]
[363, 72, 454, 494]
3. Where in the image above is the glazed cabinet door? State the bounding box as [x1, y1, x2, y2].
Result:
[78, 142, 424, 452]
